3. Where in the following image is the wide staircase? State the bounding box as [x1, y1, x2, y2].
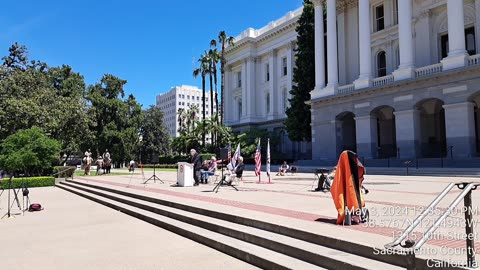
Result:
[56, 179, 467, 270]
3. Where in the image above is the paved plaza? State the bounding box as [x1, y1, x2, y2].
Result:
[1, 168, 479, 269]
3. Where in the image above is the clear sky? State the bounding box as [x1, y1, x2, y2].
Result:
[1, 0, 303, 107]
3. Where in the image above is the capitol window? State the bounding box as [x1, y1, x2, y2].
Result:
[375, 4, 385, 32]
[266, 63, 270, 81]
[282, 57, 287, 76]
[377, 51, 386, 77]
[237, 71, 242, 87]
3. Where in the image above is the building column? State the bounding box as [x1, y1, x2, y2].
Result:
[442, 0, 468, 70]
[246, 56, 256, 120]
[241, 60, 247, 120]
[268, 50, 277, 118]
[311, 0, 325, 98]
[393, 109, 421, 158]
[354, 0, 372, 89]
[393, 0, 415, 81]
[443, 102, 476, 158]
[325, 0, 338, 95]
[355, 115, 378, 159]
[224, 67, 231, 124]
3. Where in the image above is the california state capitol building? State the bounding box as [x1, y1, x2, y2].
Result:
[224, 0, 480, 164]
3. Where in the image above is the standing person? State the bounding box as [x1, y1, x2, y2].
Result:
[188, 149, 202, 186]
[96, 156, 104, 175]
[129, 159, 135, 172]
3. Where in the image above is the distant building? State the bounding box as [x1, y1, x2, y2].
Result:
[156, 85, 217, 139]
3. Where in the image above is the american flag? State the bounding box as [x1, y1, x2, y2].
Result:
[254, 139, 261, 176]
[266, 139, 270, 178]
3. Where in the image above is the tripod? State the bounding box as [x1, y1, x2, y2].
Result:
[22, 183, 30, 213]
[142, 163, 164, 184]
[1, 176, 21, 219]
[212, 166, 239, 193]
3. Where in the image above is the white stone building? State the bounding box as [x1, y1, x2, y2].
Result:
[224, 8, 311, 160]
[226, 0, 480, 163]
[156, 85, 217, 139]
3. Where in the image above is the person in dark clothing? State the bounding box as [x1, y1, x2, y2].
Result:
[188, 149, 203, 186]
[226, 156, 244, 185]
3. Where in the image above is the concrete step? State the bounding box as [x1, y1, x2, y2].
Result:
[56, 179, 467, 270]
[58, 181, 403, 270]
[56, 182, 322, 270]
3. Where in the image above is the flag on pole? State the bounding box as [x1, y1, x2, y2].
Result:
[228, 143, 240, 170]
[254, 139, 261, 177]
[266, 138, 271, 182]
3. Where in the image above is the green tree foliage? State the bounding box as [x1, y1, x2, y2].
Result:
[139, 105, 170, 162]
[284, 0, 314, 142]
[0, 127, 61, 175]
[0, 44, 92, 163]
[86, 75, 143, 164]
[211, 31, 234, 125]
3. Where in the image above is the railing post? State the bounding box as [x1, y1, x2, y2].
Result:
[397, 147, 400, 158]
[449, 145, 454, 158]
[405, 161, 411, 176]
[464, 189, 477, 268]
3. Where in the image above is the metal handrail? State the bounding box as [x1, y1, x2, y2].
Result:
[385, 182, 479, 269]
[384, 182, 456, 249]
[413, 183, 475, 249]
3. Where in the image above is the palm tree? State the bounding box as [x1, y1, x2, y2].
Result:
[211, 31, 234, 125]
[193, 56, 209, 147]
[207, 48, 220, 123]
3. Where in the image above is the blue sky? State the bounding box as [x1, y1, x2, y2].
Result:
[1, 0, 303, 107]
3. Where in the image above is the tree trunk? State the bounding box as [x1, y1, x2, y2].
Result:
[202, 76, 206, 147]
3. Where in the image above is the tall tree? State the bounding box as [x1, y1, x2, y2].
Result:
[285, 0, 315, 142]
[86, 74, 142, 165]
[193, 54, 209, 147]
[211, 31, 234, 125]
[139, 105, 170, 163]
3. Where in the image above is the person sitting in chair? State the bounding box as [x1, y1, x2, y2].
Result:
[276, 161, 289, 176]
[226, 156, 244, 185]
[200, 156, 217, 184]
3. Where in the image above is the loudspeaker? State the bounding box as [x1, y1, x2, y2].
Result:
[151, 154, 159, 164]
[218, 148, 229, 160]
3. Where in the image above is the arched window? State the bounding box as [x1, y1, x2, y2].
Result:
[395, 47, 400, 69]
[377, 51, 387, 77]
[266, 93, 270, 114]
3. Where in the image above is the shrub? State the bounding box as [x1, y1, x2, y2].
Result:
[140, 164, 177, 169]
[0, 176, 55, 189]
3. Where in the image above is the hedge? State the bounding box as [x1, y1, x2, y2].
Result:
[0, 176, 55, 189]
[139, 164, 178, 169]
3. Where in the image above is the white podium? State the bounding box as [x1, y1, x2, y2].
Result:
[177, 162, 194, 187]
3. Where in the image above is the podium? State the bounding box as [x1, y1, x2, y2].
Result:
[177, 162, 194, 187]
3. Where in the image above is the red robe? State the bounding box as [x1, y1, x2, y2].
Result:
[330, 150, 365, 224]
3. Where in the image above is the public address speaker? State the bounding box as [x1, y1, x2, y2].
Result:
[218, 148, 229, 160]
